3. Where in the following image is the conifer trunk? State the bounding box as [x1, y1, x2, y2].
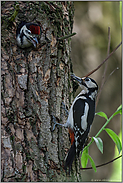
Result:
[1, 1, 82, 181]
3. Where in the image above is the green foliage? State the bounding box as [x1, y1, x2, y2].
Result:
[95, 111, 108, 120]
[112, 105, 122, 116]
[92, 137, 103, 154]
[81, 148, 88, 168]
[109, 130, 122, 181]
[87, 154, 97, 172]
[81, 147, 97, 172]
[95, 105, 122, 138]
[81, 105, 122, 171]
[104, 128, 122, 154]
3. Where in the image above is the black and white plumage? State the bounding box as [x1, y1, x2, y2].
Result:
[64, 74, 98, 173]
[52, 73, 98, 174]
[16, 21, 41, 48]
[65, 74, 98, 173]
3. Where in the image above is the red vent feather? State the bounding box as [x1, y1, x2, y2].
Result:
[68, 129, 74, 145]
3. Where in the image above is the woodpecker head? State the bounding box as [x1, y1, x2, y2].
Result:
[16, 21, 41, 48]
[71, 74, 98, 98]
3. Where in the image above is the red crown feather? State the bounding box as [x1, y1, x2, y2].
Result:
[29, 25, 40, 35]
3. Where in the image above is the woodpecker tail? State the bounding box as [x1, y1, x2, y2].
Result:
[64, 142, 76, 174]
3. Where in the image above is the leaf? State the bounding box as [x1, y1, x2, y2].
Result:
[93, 137, 103, 154]
[81, 148, 88, 168]
[81, 148, 97, 172]
[95, 111, 108, 120]
[113, 105, 122, 117]
[87, 154, 97, 172]
[117, 105, 122, 112]
[105, 128, 122, 154]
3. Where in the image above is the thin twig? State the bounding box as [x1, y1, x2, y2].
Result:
[84, 41, 122, 78]
[104, 67, 119, 86]
[58, 32, 76, 40]
[81, 155, 122, 170]
[8, 4, 19, 23]
[96, 27, 111, 107]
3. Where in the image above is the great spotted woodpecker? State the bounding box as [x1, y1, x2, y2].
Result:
[53, 74, 98, 174]
[16, 21, 41, 48]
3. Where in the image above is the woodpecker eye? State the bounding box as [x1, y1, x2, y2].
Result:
[85, 78, 90, 81]
[26, 30, 31, 34]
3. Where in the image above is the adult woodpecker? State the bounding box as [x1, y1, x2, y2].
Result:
[16, 21, 41, 48]
[53, 74, 98, 174]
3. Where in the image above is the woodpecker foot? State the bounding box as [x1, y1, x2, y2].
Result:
[61, 102, 69, 116]
[51, 115, 65, 131]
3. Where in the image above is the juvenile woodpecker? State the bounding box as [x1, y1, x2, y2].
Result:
[16, 21, 41, 48]
[53, 74, 98, 174]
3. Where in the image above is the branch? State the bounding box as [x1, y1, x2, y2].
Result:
[57, 32, 76, 40]
[8, 4, 19, 23]
[96, 27, 111, 106]
[84, 41, 122, 78]
[104, 67, 119, 86]
[81, 155, 122, 170]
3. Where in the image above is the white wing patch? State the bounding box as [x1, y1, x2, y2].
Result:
[81, 102, 89, 131]
[66, 94, 86, 128]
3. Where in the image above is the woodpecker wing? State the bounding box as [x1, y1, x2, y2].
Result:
[73, 96, 95, 156]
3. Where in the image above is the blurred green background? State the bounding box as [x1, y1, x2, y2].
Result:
[71, 1, 122, 181]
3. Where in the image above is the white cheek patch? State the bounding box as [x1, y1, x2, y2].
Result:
[23, 36, 32, 47]
[86, 80, 97, 88]
[81, 102, 89, 131]
[20, 25, 26, 33]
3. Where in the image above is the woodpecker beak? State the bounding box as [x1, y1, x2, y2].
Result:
[71, 74, 87, 89]
[71, 74, 83, 84]
[81, 77, 86, 84]
[29, 36, 39, 48]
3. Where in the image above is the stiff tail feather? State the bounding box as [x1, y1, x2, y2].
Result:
[64, 142, 76, 174]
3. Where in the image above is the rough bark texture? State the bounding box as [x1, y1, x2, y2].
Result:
[1, 1, 82, 182]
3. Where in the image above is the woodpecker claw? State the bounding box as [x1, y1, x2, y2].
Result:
[51, 115, 60, 131]
[61, 102, 69, 116]
[51, 115, 65, 131]
[51, 115, 56, 131]
[52, 123, 56, 131]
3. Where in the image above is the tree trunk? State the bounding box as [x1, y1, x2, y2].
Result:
[1, 1, 82, 181]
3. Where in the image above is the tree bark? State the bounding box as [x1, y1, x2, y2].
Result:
[1, 1, 82, 181]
